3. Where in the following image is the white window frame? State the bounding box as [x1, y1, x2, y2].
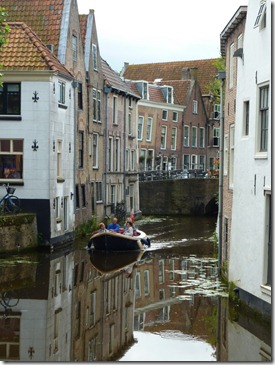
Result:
[113, 96, 118, 125]
[160, 125, 167, 149]
[108, 137, 114, 172]
[191, 126, 197, 147]
[229, 125, 235, 189]
[192, 100, 198, 114]
[184, 126, 189, 147]
[213, 128, 220, 147]
[224, 134, 228, 176]
[256, 84, 269, 155]
[199, 127, 205, 148]
[171, 127, 177, 150]
[58, 80, 66, 105]
[115, 138, 120, 172]
[146, 117, 153, 141]
[172, 111, 178, 122]
[92, 133, 98, 168]
[162, 110, 168, 121]
[229, 43, 235, 89]
[243, 100, 250, 136]
[138, 116, 144, 140]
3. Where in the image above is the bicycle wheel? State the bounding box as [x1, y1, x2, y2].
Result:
[1, 292, 19, 307]
[5, 196, 20, 213]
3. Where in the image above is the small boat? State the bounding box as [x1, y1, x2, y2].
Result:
[89, 250, 148, 275]
[88, 229, 150, 252]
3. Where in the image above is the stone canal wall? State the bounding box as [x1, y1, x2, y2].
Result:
[0, 213, 38, 253]
[139, 178, 219, 216]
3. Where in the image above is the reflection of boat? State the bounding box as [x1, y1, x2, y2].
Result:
[88, 229, 150, 252]
[89, 250, 147, 275]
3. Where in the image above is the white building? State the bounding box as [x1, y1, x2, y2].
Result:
[0, 22, 75, 245]
[230, 0, 271, 317]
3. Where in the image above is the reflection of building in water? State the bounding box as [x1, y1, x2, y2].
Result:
[0, 248, 73, 361]
[72, 250, 136, 361]
[134, 254, 218, 348]
[217, 293, 271, 362]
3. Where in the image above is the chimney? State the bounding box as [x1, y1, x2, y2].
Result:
[181, 67, 190, 80]
[121, 62, 129, 77]
[190, 67, 198, 80]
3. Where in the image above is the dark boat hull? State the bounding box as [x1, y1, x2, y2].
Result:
[88, 230, 147, 251]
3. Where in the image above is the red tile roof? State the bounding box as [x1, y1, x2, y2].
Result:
[122, 58, 219, 95]
[0, 0, 65, 58]
[0, 22, 73, 77]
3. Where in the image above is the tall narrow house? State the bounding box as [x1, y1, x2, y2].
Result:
[230, 0, 271, 318]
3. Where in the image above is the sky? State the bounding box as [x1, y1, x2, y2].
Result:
[77, 0, 248, 72]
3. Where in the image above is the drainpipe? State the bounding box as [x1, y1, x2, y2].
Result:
[103, 85, 111, 218]
[71, 80, 78, 223]
[217, 71, 226, 271]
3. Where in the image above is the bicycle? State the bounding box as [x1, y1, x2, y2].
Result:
[0, 184, 20, 213]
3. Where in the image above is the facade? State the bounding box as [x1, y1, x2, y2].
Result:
[101, 59, 140, 218]
[220, 7, 247, 268]
[229, 0, 271, 316]
[0, 22, 75, 244]
[122, 60, 220, 172]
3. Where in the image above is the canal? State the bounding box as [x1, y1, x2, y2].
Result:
[0, 216, 271, 361]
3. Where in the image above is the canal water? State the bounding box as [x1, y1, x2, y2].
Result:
[0, 216, 271, 362]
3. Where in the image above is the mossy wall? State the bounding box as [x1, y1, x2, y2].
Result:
[0, 213, 38, 253]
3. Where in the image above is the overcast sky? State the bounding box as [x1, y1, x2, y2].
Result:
[77, 0, 248, 72]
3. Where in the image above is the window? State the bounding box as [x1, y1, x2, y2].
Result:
[184, 126, 189, 147]
[78, 82, 83, 110]
[130, 150, 135, 171]
[199, 128, 205, 148]
[254, 0, 266, 29]
[75, 185, 79, 208]
[259, 85, 269, 152]
[113, 96, 118, 124]
[213, 104, 220, 119]
[191, 154, 197, 169]
[72, 35, 77, 61]
[58, 80, 66, 105]
[125, 149, 129, 171]
[115, 138, 120, 171]
[92, 44, 98, 70]
[166, 87, 173, 103]
[171, 127, 177, 150]
[0, 139, 23, 180]
[129, 97, 132, 108]
[265, 193, 271, 286]
[135, 272, 141, 297]
[110, 185, 116, 206]
[172, 111, 178, 122]
[162, 110, 168, 120]
[93, 89, 101, 122]
[191, 126, 197, 147]
[128, 113, 132, 135]
[192, 100, 198, 114]
[229, 125, 234, 188]
[93, 133, 98, 168]
[129, 184, 134, 210]
[57, 140, 62, 177]
[78, 132, 84, 168]
[183, 155, 190, 169]
[142, 82, 148, 99]
[147, 149, 154, 170]
[144, 270, 150, 295]
[237, 33, 243, 49]
[213, 128, 220, 147]
[160, 126, 167, 149]
[146, 117, 153, 141]
[243, 100, 249, 136]
[138, 116, 144, 140]
[108, 137, 113, 171]
[229, 43, 235, 89]
[96, 181, 102, 201]
[224, 217, 228, 260]
[81, 184, 86, 207]
[158, 260, 164, 284]
[0, 83, 20, 115]
[224, 135, 228, 176]
[199, 155, 205, 170]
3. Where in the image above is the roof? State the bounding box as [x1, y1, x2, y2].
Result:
[0, 0, 65, 57]
[101, 59, 140, 99]
[122, 58, 219, 95]
[220, 6, 247, 56]
[0, 22, 73, 78]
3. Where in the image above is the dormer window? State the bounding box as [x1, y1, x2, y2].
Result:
[167, 87, 173, 103]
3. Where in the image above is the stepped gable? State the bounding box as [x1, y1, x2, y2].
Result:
[0, 0, 65, 57]
[122, 58, 219, 95]
[0, 22, 73, 77]
[101, 58, 140, 99]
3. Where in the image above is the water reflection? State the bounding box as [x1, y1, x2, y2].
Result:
[0, 216, 271, 362]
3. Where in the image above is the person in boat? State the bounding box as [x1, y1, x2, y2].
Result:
[107, 217, 120, 232]
[98, 222, 106, 232]
[124, 217, 136, 232]
[124, 221, 134, 236]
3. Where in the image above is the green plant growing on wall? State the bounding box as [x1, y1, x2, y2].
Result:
[75, 217, 98, 237]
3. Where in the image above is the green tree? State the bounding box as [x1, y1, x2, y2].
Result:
[208, 57, 225, 104]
